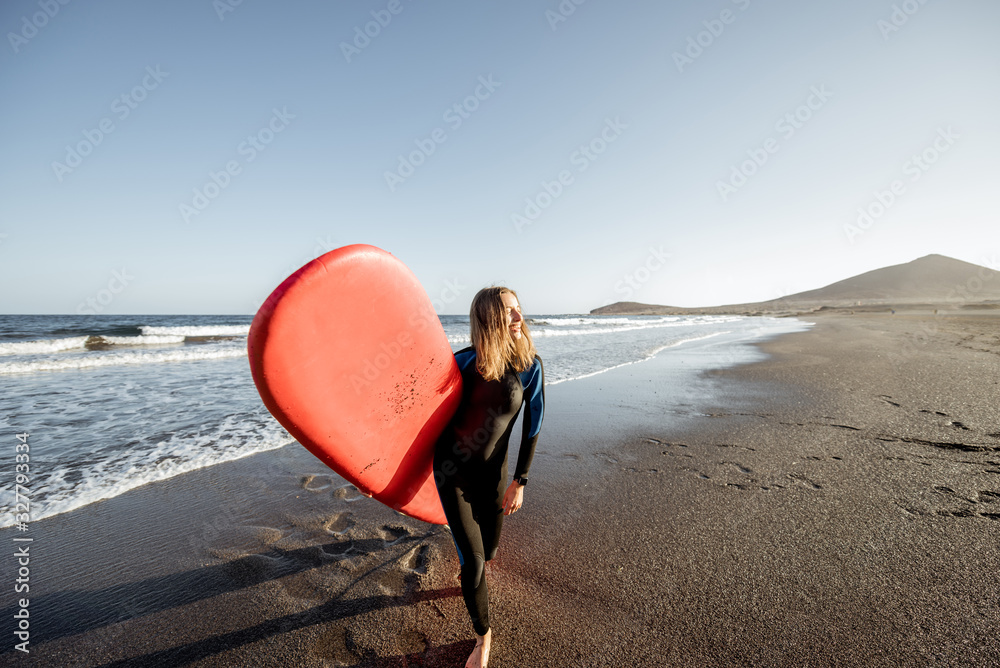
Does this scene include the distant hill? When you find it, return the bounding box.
[590,254,1000,316]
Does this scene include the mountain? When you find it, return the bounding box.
[590,254,1000,315]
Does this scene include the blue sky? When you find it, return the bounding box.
[1,0,997,314]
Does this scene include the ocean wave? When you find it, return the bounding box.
[0,416,294,528]
[535,316,681,326]
[547,331,728,384]
[530,318,740,337]
[98,335,187,346]
[0,336,89,356]
[140,325,250,337]
[0,346,247,375]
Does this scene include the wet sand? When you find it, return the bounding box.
[3,311,998,667]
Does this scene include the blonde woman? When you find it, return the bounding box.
[433,286,545,668]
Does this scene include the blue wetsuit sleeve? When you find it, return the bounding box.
[454,347,477,373]
[514,355,545,481]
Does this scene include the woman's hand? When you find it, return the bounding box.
[502,480,524,515]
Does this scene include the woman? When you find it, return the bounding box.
[433,286,545,668]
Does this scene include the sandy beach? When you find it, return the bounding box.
[4,310,999,667]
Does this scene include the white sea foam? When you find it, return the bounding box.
[446,316,744,344]
[532,317,740,337]
[0,417,294,528]
[0,345,247,375]
[533,316,681,326]
[99,335,187,345]
[0,336,89,356]
[141,325,250,337]
[547,331,729,385]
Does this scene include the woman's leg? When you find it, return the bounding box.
[438,482,491,635]
[476,468,506,562]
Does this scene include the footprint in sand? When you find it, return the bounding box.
[219,553,288,585]
[301,473,336,492]
[323,512,354,536]
[380,524,412,545]
[312,626,359,665]
[787,472,822,490]
[403,544,429,575]
[723,461,753,475]
[333,483,368,502]
[398,629,429,656]
[321,540,355,559]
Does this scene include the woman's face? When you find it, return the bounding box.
[501,291,523,341]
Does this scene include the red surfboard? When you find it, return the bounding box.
[248,244,460,524]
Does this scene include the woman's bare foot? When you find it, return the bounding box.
[465,628,491,668]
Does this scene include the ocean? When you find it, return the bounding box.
[0,313,810,528]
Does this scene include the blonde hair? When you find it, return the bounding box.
[469,286,537,382]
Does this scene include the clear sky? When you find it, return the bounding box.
[1,0,997,315]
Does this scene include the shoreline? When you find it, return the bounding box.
[3,312,998,666]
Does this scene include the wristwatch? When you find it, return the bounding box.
[514,476,528,486]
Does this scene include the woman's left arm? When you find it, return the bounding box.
[505,356,545,514]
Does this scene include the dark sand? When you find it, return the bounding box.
[3,311,998,667]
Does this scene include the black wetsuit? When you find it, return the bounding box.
[433,346,545,635]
